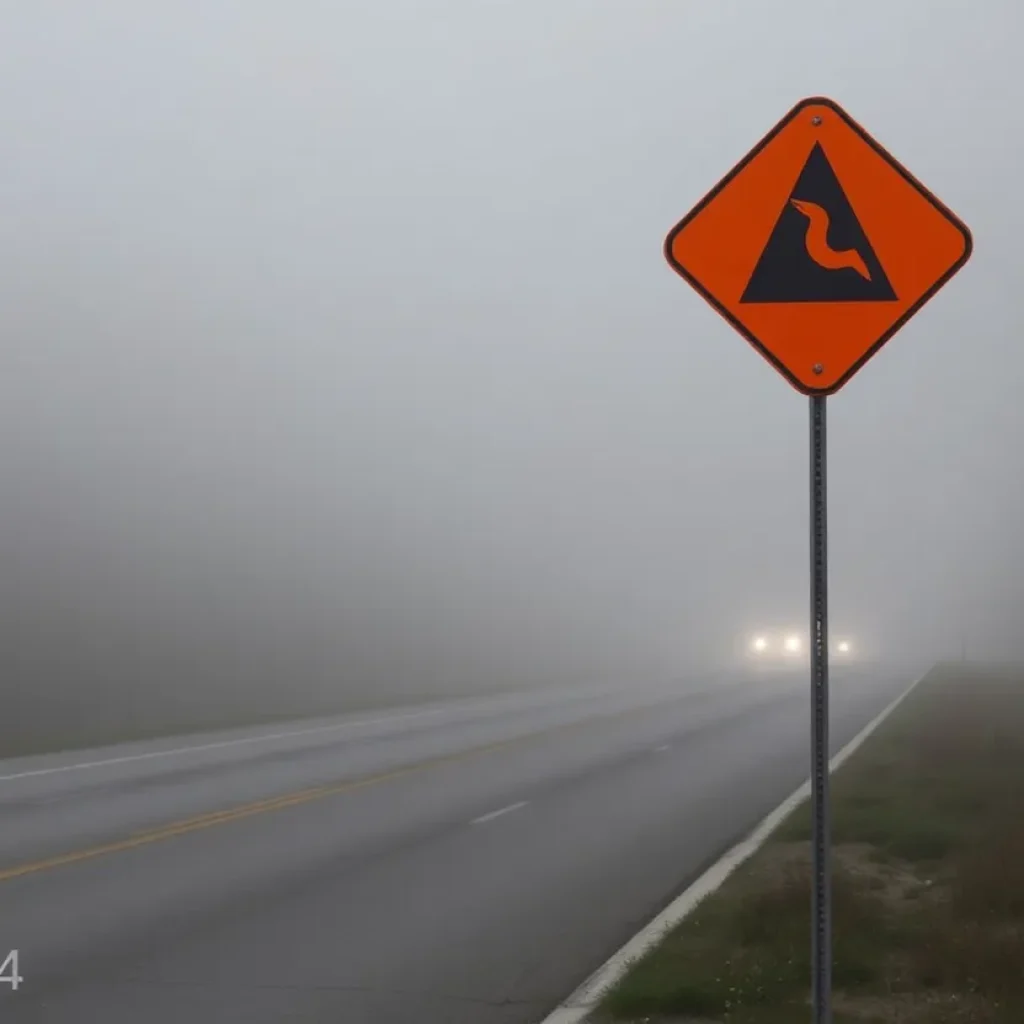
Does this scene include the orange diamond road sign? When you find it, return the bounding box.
[664,97,973,395]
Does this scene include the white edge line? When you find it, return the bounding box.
[471,801,529,825]
[0,708,447,782]
[536,668,932,1024]
[0,677,755,783]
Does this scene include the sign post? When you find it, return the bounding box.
[809,393,830,1022]
[662,96,973,1023]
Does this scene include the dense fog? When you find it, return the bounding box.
[3,2,1020,754]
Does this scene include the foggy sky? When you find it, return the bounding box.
[3,1,1021,729]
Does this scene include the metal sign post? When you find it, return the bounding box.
[809,395,831,1023]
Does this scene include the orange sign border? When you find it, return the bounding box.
[663,96,974,396]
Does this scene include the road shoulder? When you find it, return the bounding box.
[588,662,1024,1023]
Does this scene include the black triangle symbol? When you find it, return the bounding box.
[740,143,898,303]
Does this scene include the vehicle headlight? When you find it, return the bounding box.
[784,634,801,653]
[837,640,850,654]
[752,635,767,652]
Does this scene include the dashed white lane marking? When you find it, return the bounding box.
[471,801,529,825]
[654,744,671,753]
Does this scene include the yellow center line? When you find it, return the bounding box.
[0,699,678,884]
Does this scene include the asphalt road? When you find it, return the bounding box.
[0,663,919,1023]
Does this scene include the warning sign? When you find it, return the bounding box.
[663,97,973,395]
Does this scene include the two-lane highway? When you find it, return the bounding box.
[0,665,919,1023]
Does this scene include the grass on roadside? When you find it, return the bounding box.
[597,663,1024,1024]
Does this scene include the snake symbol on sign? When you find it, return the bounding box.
[789,199,872,281]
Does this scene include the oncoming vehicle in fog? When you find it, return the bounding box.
[745,629,854,663]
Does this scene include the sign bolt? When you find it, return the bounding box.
[811,116,822,126]
[812,363,824,375]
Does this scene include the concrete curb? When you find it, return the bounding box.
[536,668,932,1024]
